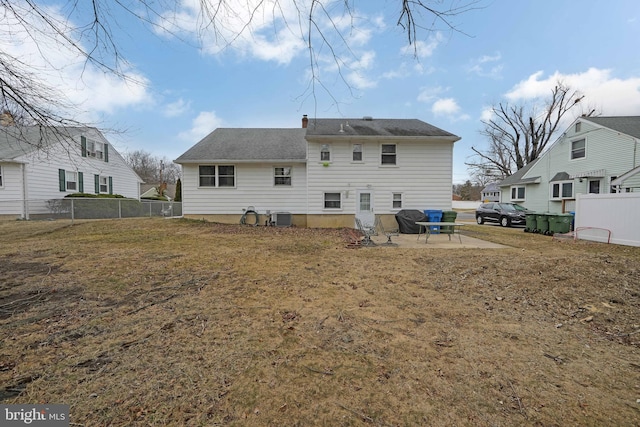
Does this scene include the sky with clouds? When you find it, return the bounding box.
[4,0,640,183]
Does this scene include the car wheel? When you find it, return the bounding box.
[500,216,511,227]
[476,215,484,225]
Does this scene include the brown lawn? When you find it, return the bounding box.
[0,218,638,426]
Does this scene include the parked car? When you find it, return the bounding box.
[475,202,529,227]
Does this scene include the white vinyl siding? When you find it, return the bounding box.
[182,163,307,215]
[306,138,453,215]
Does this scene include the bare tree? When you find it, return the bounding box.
[124,150,181,184]
[1,0,480,135]
[467,83,591,179]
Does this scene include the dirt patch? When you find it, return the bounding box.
[0,218,638,426]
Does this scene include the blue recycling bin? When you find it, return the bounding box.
[569,211,575,231]
[424,209,443,234]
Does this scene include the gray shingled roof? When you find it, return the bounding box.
[582,116,640,139]
[175,128,308,163]
[305,117,459,139]
[499,159,540,186]
[0,126,87,160]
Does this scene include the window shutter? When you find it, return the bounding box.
[94,174,100,194]
[81,136,87,157]
[78,172,84,193]
[108,176,113,194]
[104,144,109,162]
[59,169,66,192]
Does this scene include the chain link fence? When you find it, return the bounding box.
[1,198,182,221]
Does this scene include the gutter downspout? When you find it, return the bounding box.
[21,163,29,220]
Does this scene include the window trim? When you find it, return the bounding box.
[274,166,292,186]
[550,181,574,200]
[320,144,331,162]
[510,185,525,201]
[392,192,403,210]
[380,143,397,166]
[352,143,363,163]
[198,164,236,188]
[323,192,342,210]
[570,138,586,160]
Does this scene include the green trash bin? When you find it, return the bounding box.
[535,213,550,235]
[440,211,458,235]
[548,213,573,235]
[524,212,537,233]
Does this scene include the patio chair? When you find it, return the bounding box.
[375,216,399,246]
[355,217,377,246]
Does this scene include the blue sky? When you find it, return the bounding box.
[6,0,640,183]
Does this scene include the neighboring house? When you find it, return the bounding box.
[499,116,640,213]
[175,116,460,228]
[140,183,176,200]
[0,125,143,219]
[481,182,501,202]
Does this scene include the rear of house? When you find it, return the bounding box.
[175,116,460,228]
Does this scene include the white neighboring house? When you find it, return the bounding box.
[498,116,640,213]
[0,125,143,219]
[175,116,460,228]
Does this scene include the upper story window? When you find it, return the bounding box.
[199,165,235,187]
[571,139,585,160]
[320,144,331,161]
[550,181,573,200]
[352,144,363,162]
[510,186,525,201]
[81,136,109,162]
[274,167,292,186]
[575,122,581,133]
[381,144,396,165]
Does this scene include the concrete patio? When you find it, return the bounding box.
[364,230,508,249]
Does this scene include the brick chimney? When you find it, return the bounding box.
[302,114,308,128]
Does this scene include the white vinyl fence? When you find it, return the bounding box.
[0,198,182,221]
[575,192,640,247]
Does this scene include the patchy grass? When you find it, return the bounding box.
[0,218,639,426]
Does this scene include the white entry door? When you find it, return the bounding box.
[356,189,375,228]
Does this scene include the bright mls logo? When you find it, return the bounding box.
[1,405,69,426]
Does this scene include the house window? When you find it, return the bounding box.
[571,139,585,159]
[218,165,235,187]
[588,179,600,194]
[550,181,574,200]
[381,144,397,165]
[320,144,331,161]
[575,122,581,133]
[65,171,77,191]
[352,144,363,162]
[511,186,525,200]
[0,165,3,187]
[324,192,341,209]
[99,176,108,193]
[199,166,216,187]
[84,138,106,161]
[198,165,235,187]
[392,193,402,209]
[510,186,525,201]
[274,167,292,186]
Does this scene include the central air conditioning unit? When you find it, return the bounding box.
[272,212,292,227]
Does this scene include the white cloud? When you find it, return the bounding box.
[480,107,494,121]
[0,4,151,121]
[178,111,224,142]
[417,86,447,103]
[505,68,640,115]
[468,52,503,79]
[431,98,470,121]
[163,99,191,118]
[400,33,443,59]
